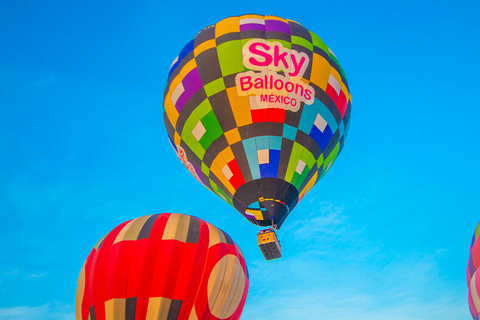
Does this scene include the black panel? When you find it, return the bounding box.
[89,305,96,320]
[186,216,201,243]
[221,230,235,245]
[284,102,304,128]
[265,30,291,42]
[239,29,267,40]
[277,138,294,180]
[209,91,237,132]
[223,74,238,89]
[167,300,183,320]
[238,122,283,140]
[125,297,137,320]
[137,214,159,240]
[194,25,216,48]
[216,32,241,45]
[289,21,311,40]
[231,141,253,182]
[195,48,222,85]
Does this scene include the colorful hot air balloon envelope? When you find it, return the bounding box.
[468,220,480,319]
[75,213,249,320]
[163,14,351,229]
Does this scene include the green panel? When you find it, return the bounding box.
[217,40,244,76]
[316,153,324,167]
[201,162,210,176]
[203,78,226,97]
[199,133,213,150]
[306,152,316,170]
[291,35,313,51]
[194,99,213,119]
[310,31,328,53]
[201,110,223,140]
[181,130,206,159]
[284,142,303,182]
[295,167,310,189]
[291,172,300,187]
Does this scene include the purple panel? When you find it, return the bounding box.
[175,68,203,113]
[192,163,206,185]
[240,23,266,32]
[265,20,291,34]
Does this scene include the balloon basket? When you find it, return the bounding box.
[257,228,281,260]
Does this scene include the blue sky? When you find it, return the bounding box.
[1,0,479,319]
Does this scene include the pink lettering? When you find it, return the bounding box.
[240,76,252,91]
[248,42,272,67]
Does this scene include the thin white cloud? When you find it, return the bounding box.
[242,204,469,320]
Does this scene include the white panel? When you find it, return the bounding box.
[257,149,269,164]
[222,164,233,180]
[314,113,327,132]
[295,160,306,174]
[328,74,341,95]
[171,82,185,105]
[239,18,265,25]
[192,121,206,141]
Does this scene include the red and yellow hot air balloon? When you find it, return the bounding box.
[163,14,351,234]
[468,220,480,319]
[75,213,249,320]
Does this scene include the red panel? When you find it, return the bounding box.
[227,159,245,190]
[251,108,269,123]
[105,241,135,300]
[473,238,480,269]
[171,243,198,300]
[89,222,128,320]
[150,240,185,298]
[81,250,96,320]
[268,108,286,123]
[336,90,348,117]
[177,221,210,319]
[133,214,170,320]
[326,84,339,103]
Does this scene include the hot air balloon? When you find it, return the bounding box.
[163,14,351,259]
[467,220,480,319]
[75,213,249,320]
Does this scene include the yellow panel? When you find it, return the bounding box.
[253,210,264,220]
[75,265,86,320]
[105,299,126,320]
[210,161,235,195]
[310,53,330,91]
[194,39,216,57]
[226,87,252,127]
[206,222,221,247]
[471,272,480,313]
[188,306,199,320]
[224,128,241,145]
[162,213,190,242]
[165,97,179,129]
[93,234,107,250]
[220,146,235,164]
[146,297,172,320]
[114,215,152,244]
[299,171,318,200]
[215,16,240,37]
[174,132,181,148]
